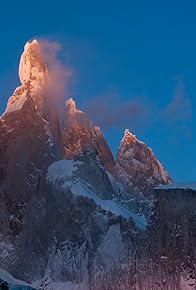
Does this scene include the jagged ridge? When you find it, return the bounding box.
[0,39,194,290]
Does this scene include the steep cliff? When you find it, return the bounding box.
[63,97,115,171]
[116,129,172,193]
[0,39,194,290]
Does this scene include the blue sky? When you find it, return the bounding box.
[0,0,195,181]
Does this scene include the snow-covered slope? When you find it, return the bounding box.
[0,268,30,287]
[47,159,147,229]
[0,268,35,289]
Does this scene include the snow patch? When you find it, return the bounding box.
[156,182,196,191]
[0,268,29,287]
[65,98,82,114]
[47,160,147,229]
[47,160,78,182]
[0,239,14,259]
[95,224,125,268]
[44,124,54,147]
[5,89,28,114]
[44,281,84,290]
[19,39,47,87]
[106,171,124,194]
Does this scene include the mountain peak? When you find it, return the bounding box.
[116,128,172,190]
[18,39,48,88]
[64,97,83,115]
[65,97,77,112]
[124,128,135,138]
[3,40,49,115]
[121,128,138,145]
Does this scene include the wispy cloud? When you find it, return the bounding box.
[39,38,72,101]
[82,91,148,129]
[165,77,192,122]
[164,77,192,139]
[38,38,73,123]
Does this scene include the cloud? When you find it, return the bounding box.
[165,77,192,122]
[38,38,72,121]
[81,78,192,144]
[82,91,148,129]
[164,77,192,139]
[30,39,193,142]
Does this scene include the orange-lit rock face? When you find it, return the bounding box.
[5,40,48,116]
[19,39,48,88]
[63,98,115,171]
[116,129,172,191]
[0,40,59,239]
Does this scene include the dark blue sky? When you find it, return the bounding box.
[0,0,195,181]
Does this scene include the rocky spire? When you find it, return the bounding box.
[63,98,115,170]
[4,39,48,115]
[120,129,139,145]
[116,129,172,191]
[19,39,48,87]
[64,97,77,113]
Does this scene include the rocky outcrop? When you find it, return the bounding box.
[143,185,196,290]
[63,98,115,171]
[5,40,48,116]
[116,129,172,193]
[155,185,196,266]
[0,40,60,271]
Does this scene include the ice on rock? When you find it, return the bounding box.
[0,268,34,289]
[47,160,147,229]
[19,39,47,87]
[4,39,48,115]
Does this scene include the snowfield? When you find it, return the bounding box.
[47,159,147,229]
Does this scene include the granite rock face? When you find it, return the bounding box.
[63,98,115,172]
[0,40,195,290]
[116,129,172,193]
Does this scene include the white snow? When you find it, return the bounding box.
[47,160,77,182]
[122,128,144,146]
[106,171,124,194]
[156,182,196,191]
[72,182,146,229]
[5,89,28,114]
[65,98,82,114]
[47,160,147,229]
[0,239,14,259]
[0,268,29,287]
[44,124,54,147]
[19,39,46,87]
[19,56,31,86]
[19,40,39,85]
[95,224,125,268]
[45,281,84,290]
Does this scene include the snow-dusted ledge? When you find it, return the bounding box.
[155,182,196,191]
